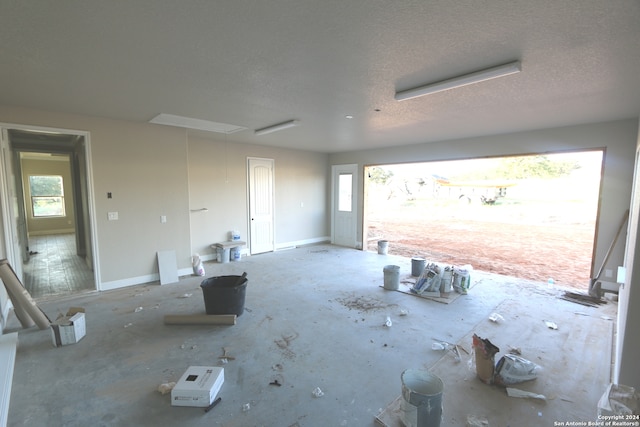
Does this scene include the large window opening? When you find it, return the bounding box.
[364,150,603,290]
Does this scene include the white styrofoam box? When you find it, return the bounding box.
[50,310,86,347]
[171,366,224,407]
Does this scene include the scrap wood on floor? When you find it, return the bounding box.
[560,290,608,307]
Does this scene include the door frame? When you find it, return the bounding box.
[331,163,358,248]
[0,122,100,289]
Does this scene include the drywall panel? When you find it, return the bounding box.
[157,250,179,285]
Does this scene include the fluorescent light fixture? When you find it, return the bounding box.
[149,113,247,134]
[254,120,300,136]
[395,61,522,101]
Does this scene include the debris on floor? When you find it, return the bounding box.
[466,415,490,426]
[506,387,547,401]
[384,316,392,327]
[488,312,504,323]
[494,354,541,386]
[597,383,640,416]
[543,320,558,330]
[218,347,235,361]
[560,291,607,307]
[312,387,324,398]
[157,382,176,395]
[472,334,500,384]
[431,339,462,362]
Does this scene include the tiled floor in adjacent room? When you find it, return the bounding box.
[22,233,95,300]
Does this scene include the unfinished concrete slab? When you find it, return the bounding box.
[6,245,616,426]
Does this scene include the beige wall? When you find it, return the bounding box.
[187,136,330,259]
[0,106,329,291]
[21,158,75,236]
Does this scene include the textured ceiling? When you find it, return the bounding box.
[1,1,639,153]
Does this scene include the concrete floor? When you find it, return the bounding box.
[6,244,617,426]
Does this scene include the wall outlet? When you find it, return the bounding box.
[108,212,118,221]
[160,215,167,223]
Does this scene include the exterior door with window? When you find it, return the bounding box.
[332,164,358,247]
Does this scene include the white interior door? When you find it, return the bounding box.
[332,164,358,247]
[248,158,274,254]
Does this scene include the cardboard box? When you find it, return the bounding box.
[171,366,224,407]
[472,334,499,384]
[51,307,86,347]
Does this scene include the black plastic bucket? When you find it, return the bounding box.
[200,274,248,316]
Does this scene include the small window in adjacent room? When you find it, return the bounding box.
[29,175,65,217]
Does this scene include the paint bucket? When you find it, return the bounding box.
[230,247,241,262]
[383,265,400,290]
[400,369,444,427]
[217,247,230,263]
[378,240,389,255]
[411,257,426,277]
[200,274,248,316]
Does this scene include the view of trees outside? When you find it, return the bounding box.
[365,151,603,288]
[29,175,65,217]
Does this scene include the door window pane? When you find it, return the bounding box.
[338,174,352,212]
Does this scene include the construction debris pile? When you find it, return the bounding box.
[412,263,472,296]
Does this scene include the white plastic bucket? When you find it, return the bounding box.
[400,369,444,427]
[378,240,389,255]
[383,265,400,290]
[217,247,230,263]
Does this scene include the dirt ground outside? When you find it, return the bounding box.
[365,177,599,291]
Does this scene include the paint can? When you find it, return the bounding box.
[217,247,230,263]
[400,369,444,427]
[378,240,389,255]
[411,257,426,277]
[230,247,241,261]
[383,265,400,290]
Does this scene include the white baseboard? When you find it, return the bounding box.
[275,236,330,251]
[0,332,18,427]
[99,267,193,291]
[98,237,329,292]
